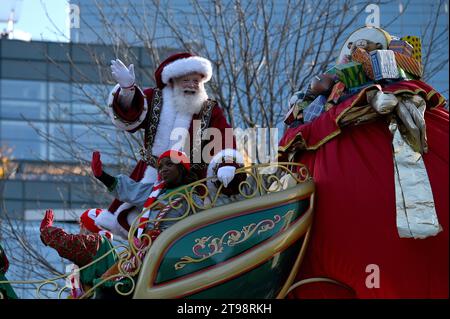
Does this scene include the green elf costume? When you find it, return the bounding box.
[40,208,117,298]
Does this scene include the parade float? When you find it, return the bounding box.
[0,26,448,299]
[0,162,315,299]
[280,26,448,298]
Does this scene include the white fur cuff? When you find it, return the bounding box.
[108,84,148,132]
[95,210,117,233]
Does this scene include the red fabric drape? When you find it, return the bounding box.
[280,81,448,298]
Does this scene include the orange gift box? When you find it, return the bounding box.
[351,48,375,80]
[394,52,423,78]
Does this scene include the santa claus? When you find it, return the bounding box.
[95,53,241,239]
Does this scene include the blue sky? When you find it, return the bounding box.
[0,0,69,42]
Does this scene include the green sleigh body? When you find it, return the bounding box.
[133,177,314,299]
[0,163,314,299]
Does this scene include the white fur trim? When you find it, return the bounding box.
[108,84,148,131]
[209,148,244,171]
[151,88,193,157]
[95,210,118,233]
[95,202,134,240]
[87,208,98,220]
[161,56,212,84]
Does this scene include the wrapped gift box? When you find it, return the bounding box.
[351,47,375,80]
[347,81,375,95]
[370,50,399,80]
[303,95,327,123]
[327,81,346,104]
[389,40,413,57]
[335,62,368,89]
[284,100,309,125]
[325,66,337,75]
[397,67,418,81]
[394,52,423,78]
[400,35,422,63]
[284,104,296,125]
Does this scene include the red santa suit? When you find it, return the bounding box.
[96,53,238,238]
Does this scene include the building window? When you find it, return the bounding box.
[1,99,47,120]
[0,79,47,100]
[0,120,47,160]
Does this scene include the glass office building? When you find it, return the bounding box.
[0,39,153,219]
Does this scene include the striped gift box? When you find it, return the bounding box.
[351,48,375,80]
[389,40,413,57]
[370,50,399,80]
[335,62,367,89]
[394,52,423,78]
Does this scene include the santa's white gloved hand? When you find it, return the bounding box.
[111,59,135,88]
[217,166,236,188]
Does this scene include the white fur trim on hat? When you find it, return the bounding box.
[108,84,149,132]
[95,210,117,233]
[161,56,213,85]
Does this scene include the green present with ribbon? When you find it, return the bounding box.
[325,66,337,75]
[397,67,418,81]
[334,62,368,89]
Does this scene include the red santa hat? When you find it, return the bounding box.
[80,208,109,235]
[81,209,113,240]
[154,52,213,89]
[157,149,191,172]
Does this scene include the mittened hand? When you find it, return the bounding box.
[40,209,54,231]
[110,59,135,88]
[91,151,103,177]
[217,166,236,188]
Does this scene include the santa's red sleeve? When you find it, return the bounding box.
[205,104,245,195]
[203,103,239,161]
[107,85,155,133]
[208,104,236,151]
[40,226,102,267]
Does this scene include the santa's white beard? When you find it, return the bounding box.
[171,85,208,115]
[148,85,208,170]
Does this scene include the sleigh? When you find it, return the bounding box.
[0,162,314,299]
[132,162,314,299]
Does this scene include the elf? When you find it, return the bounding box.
[39,208,117,298]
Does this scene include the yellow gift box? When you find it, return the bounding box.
[400,36,422,63]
